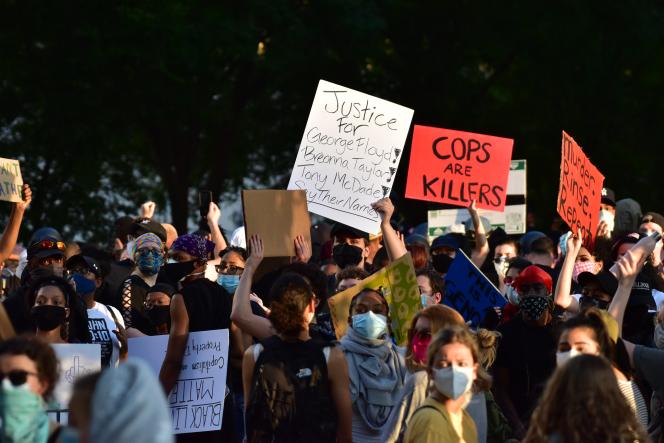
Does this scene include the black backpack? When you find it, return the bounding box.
[245,335,338,443]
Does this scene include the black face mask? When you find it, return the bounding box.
[30,305,66,331]
[332,244,363,269]
[579,296,610,311]
[158,261,197,287]
[432,254,454,274]
[146,305,171,329]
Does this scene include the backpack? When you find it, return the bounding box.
[245,336,337,443]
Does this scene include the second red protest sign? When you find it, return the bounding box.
[405,125,514,211]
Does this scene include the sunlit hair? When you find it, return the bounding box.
[524,354,648,443]
[426,325,479,373]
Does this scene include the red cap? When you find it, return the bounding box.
[513,265,553,294]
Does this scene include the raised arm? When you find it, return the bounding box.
[609,232,660,277]
[0,184,31,262]
[230,234,274,340]
[609,248,648,336]
[467,200,490,269]
[554,230,583,313]
[327,347,352,443]
[371,197,407,262]
[206,202,227,258]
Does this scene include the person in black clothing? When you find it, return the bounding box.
[493,265,558,440]
[241,234,352,443]
[159,233,233,443]
[3,227,67,334]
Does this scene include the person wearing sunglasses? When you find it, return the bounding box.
[381,305,465,442]
[216,246,248,295]
[0,335,62,442]
[2,226,68,335]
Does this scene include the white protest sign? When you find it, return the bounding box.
[287,79,414,234]
[428,159,527,241]
[50,344,101,412]
[0,157,23,203]
[129,329,230,435]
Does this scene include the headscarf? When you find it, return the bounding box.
[132,233,164,258]
[171,234,214,260]
[90,359,173,443]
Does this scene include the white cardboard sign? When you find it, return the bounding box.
[288,79,414,234]
[50,344,102,411]
[129,329,230,435]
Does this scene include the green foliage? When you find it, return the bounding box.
[2,1,664,242]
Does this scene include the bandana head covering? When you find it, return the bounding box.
[513,265,553,294]
[132,233,163,258]
[171,234,214,260]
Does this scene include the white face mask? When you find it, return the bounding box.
[433,365,474,400]
[556,348,582,366]
[599,209,615,234]
[505,283,520,306]
[204,262,218,282]
[654,323,664,350]
[493,256,509,277]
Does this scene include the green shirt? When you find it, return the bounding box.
[404,396,478,443]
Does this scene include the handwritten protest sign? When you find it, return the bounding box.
[287,80,414,235]
[428,160,527,241]
[242,190,312,257]
[444,250,505,327]
[129,329,229,434]
[405,126,514,211]
[0,157,23,203]
[557,131,604,248]
[50,344,101,414]
[327,253,419,345]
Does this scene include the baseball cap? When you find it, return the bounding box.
[520,231,547,255]
[641,212,664,231]
[601,187,616,207]
[27,227,66,261]
[330,222,370,241]
[431,234,460,251]
[577,269,619,296]
[132,219,167,242]
[513,265,553,294]
[65,255,102,278]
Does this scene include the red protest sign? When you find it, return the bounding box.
[405,125,514,211]
[557,131,605,248]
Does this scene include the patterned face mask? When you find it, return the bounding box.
[572,261,598,283]
[520,296,550,321]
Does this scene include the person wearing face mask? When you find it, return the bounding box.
[119,233,165,338]
[555,308,648,428]
[0,336,64,443]
[497,258,532,326]
[66,255,126,367]
[404,326,479,443]
[159,233,233,442]
[430,234,461,275]
[216,246,248,294]
[27,275,91,345]
[242,270,352,443]
[330,223,372,272]
[340,287,407,443]
[493,265,557,440]
[381,305,465,443]
[524,354,648,443]
[597,187,617,237]
[3,227,67,335]
[416,269,445,307]
[143,283,174,335]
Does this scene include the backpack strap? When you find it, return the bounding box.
[104,304,121,326]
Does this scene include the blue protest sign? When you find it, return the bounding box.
[443,250,506,327]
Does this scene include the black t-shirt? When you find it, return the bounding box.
[180,278,231,332]
[2,286,32,334]
[494,315,557,423]
[103,259,133,308]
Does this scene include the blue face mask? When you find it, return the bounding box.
[0,379,49,443]
[136,250,163,276]
[217,274,240,294]
[71,273,96,296]
[352,311,388,340]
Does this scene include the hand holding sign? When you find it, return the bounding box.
[0,158,24,203]
[246,234,265,271]
[405,126,514,211]
[15,184,31,211]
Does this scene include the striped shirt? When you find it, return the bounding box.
[618,378,649,429]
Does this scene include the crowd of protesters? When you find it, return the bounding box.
[1,181,663,443]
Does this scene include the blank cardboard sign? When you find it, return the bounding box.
[242,190,312,257]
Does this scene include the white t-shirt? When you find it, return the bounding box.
[87,303,124,367]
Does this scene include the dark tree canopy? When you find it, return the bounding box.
[2,1,663,242]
